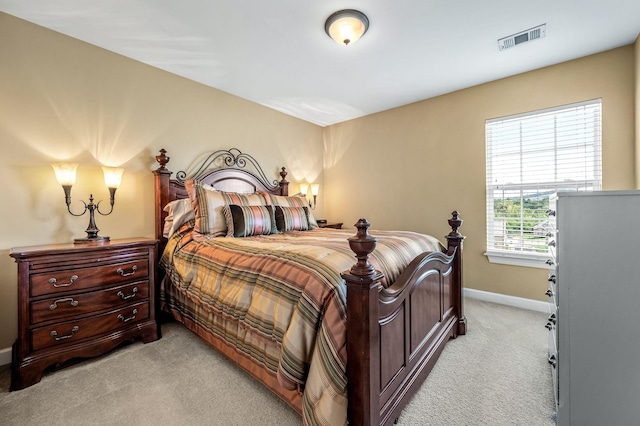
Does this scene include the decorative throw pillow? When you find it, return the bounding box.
[162,198,195,238]
[275,206,311,232]
[185,180,227,236]
[221,191,271,237]
[224,205,277,237]
[263,193,319,228]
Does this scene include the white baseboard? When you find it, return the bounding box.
[464,288,549,313]
[0,346,11,366]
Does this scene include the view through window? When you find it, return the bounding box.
[485,99,602,267]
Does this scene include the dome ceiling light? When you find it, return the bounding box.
[324,9,369,46]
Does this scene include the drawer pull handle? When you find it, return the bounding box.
[49,275,78,288]
[117,287,138,300]
[548,354,557,368]
[50,326,79,341]
[49,297,79,310]
[118,309,138,323]
[116,265,137,277]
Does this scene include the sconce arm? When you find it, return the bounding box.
[62,186,89,217]
[96,187,117,216]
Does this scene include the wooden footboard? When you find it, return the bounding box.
[342,214,465,426]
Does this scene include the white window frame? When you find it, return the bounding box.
[485,99,602,269]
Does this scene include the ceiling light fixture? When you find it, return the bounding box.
[325,9,369,46]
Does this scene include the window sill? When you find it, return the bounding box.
[485,250,554,270]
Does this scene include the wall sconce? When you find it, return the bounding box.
[325,9,369,46]
[299,183,319,210]
[51,163,124,244]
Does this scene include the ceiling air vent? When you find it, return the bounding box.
[498,24,546,51]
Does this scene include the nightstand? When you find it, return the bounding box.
[9,237,160,390]
[318,222,343,229]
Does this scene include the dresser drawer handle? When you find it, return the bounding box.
[50,326,79,341]
[49,275,78,288]
[49,297,79,310]
[117,287,138,300]
[118,309,138,323]
[116,265,137,277]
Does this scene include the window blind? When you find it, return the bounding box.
[486,99,602,257]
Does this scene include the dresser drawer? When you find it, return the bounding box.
[30,301,149,352]
[30,281,149,325]
[30,258,149,297]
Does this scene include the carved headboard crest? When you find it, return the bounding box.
[173,148,284,192]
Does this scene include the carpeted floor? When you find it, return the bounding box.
[0,298,556,425]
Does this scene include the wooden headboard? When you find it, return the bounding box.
[153,148,289,249]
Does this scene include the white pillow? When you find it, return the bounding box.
[163,198,195,238]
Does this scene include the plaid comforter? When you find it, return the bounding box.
[160,226,442,426]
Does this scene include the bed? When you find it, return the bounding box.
[153,148,466,426]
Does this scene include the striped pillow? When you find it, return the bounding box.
[185,180,227,236]
[263,193,319,229]
[186,179,270,236]
[275,206,311,232]
[224,205,277,237]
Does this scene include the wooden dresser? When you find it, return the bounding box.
[546,191,640,425]
[10,237,160,390]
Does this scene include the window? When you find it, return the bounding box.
[485,99,602,268]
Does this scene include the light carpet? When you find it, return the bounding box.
[0,298,556,425]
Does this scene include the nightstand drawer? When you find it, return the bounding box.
[30,258,149,297]
[30,281,149,325]
[30,301,149,352]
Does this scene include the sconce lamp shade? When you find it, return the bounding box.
[325,9,369,46]
[102,167,124,189]
[299,183,309,196]
[311,183,320,196]
[51,163,78,186]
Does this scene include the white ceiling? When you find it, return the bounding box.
[2,1,639,127]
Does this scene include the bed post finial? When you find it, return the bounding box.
[155,149,170,170]
[347,219,379,277]
[447,210,463,238]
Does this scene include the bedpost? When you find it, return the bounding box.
[341,219,384,426]
[446,211,467,336]
[278,167,289,196]
[153,149,172,250]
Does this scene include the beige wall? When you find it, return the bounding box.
[0,13,323,349]
[323,45,637,301]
